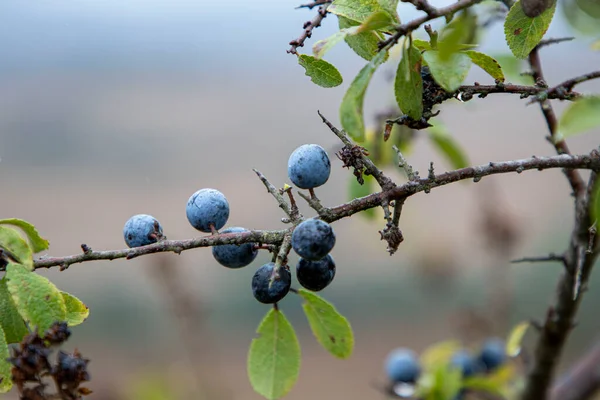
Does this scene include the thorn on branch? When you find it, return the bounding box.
[296,0,331,9]
[80,244,92,255]
[288,3,330,54]
[393,145,418,181]
[511,253,566,265]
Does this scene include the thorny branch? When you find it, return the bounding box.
[288,3,330,54]
[32,130,600,270]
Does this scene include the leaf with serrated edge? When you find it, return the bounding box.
[298,55,343,88]
[378,0,400,22]
[465,51,505,82]
[248,308,301,400]
[61,292,90,326]
[298,289,354,358]
[6,263,67,333]
[504,0,556,58]
[0,218,49,253]
[558,96,600,140]
[0,325,12,393]
[339,16,383,61]
[423,50,472,92]
[0,277,28,343]
[329,0,384,24]
[340,50,387,141]
[506,321,529,357]
[0,226,33,269]
[395,43,423,120]
[428,124,469,169]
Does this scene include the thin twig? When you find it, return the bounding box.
[253,169,294,219]
[393,145,418,181]
[511,253,566,265]
[457,82,582,101]
[537,37,575,49]
[288,4,330,54]
[296,0,331,9]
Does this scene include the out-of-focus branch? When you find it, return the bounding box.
[550,339,600,400]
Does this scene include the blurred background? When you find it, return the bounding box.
[1,0,600,398]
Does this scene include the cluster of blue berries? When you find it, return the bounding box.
[385,338,507,397]
[122,143,337,304]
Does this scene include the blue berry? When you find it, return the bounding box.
[252,262,291,304]
[212,227,258,269]
[291,219,336,261]
[450,350,480,377]
[385,348,421,383]
[296,255,336,291]
[186,188,230,232]
[288,144,331,189]
[123,214,164,248]
[478,338,506,372]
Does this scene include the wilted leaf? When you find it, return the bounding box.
[465,51,505,82]
[298,289,354,358]
[0,219,49,253]
[506,321,529,357]
[557,96,600,139]
[61,292,90,326]
[422,50,472,92]
[504,0,557,58]
[298,55,343,88]
[340,50,387,141]
[5,263,67,333]
[248,308,301,400]
[428,125,469,170]
[0,226,33,269]
[0,277,28,343]
[0,325,12,393]
[395,43,423,120]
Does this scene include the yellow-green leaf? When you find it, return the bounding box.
[0,277,28,343]
[339,16,381,61]
[506,321,529,357]
[0,219,49,253]
[298,289,354,359]
[438,10,478,61]
[5,263,67,333]
[420,340,462,370]
[422,50,472,92]
[421,364,462,400]
[557,96,600,139]
[0,226,33,269]
[504,0,557,58]
[313,31,351,59]
[248,308,301,400]
[340,50,387,141]
[0,325,12,393]
[61,292,90,326]
[377,0,400,23]
[395,43,423,120]
[428,124,469,169]
[465,51,505,82]
[298,55,343,88]
[329,0,384,24]
[356,10,395,32]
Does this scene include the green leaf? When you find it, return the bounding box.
[493,54,534,84]
[357,10,395,32]
[438,10,477,61]
[5,263,67,333]
[313,30,351,59]
[348,175,377,220]
[298,55,343,88]
[428,124,469,170]
[0,325,12,393]
[422,364,462,400]
[0,219,49,253]
[248,308,301,400]
[0,226,33,269]
[329,0,384,24]
[395,43,423,120]
[422,51,471,92]
[504,0,557,58]
[413,38,432,51]
[465,51,505,82]
[298,289,354,359]
[420,340,462,370]
[0,277,28,343]
[340,50,387,141]
[557,96,600,139]
[506,321,530,357]
[463,376,505,396]
[61,292,90,326]
[377,0,400,23]
[339,16,381,61]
